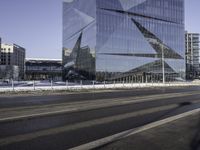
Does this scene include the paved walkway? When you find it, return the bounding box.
[99,112,200,150]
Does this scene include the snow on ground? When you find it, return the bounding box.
[0,82,200,93]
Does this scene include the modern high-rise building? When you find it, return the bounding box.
[63,0,185,82]
[185,32,200,79]
[0,43,26,80]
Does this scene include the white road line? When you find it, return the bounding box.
[69,108,200,150]
[0,104,177,146]
[0,108,79,122]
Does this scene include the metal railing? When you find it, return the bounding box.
[0,79,199,92]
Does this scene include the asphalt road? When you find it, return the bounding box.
[1,86,200,108]
[0,86,200,150]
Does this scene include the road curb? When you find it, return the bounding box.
[69,108,200,150]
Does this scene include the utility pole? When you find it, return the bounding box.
[162,43,165,84]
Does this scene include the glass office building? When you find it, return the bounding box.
[63,0,185,82]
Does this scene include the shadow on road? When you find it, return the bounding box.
[190,114,200,150]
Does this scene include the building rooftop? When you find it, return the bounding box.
[26,58,62,62]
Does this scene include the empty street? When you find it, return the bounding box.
[0,86,200,150]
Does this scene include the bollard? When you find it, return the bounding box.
[12,79,14,91]
[93,81,95,89]
[33,80,35,91]
[146,76,148,83]
[131,79,133,88]
[66,80,68,90]
[80,80,82,89]
[104,81,106,88]
[139,80,141,88]
[51,80,53,90]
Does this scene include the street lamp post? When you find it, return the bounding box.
[162,43,165,84]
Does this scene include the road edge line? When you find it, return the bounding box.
[69,108,200,150]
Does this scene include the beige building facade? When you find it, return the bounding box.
[0,43,25,80]
[185,32,200,79]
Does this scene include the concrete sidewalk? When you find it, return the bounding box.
[98,112,200,150]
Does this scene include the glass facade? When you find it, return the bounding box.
[63,0,185,82]
[62,0,96,80]
[25,58,62,81]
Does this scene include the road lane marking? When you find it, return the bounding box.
[69,108,200,150]
[0,91,200,122]
[0,104,177,146]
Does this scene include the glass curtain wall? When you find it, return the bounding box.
[96,0,185,82]
[62,0,96,81]
[63,0,185,82]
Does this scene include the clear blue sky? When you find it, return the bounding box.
[0,0,199,59]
